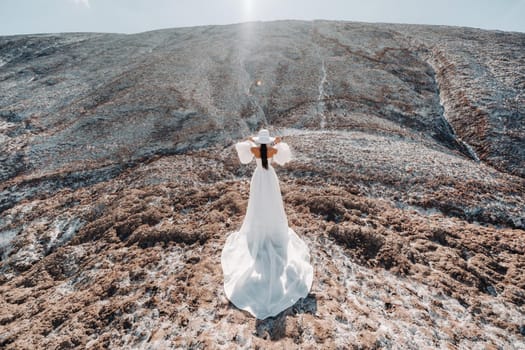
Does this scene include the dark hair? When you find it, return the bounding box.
[260,144,268,169]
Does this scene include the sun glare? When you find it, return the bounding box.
[242,0,255,22]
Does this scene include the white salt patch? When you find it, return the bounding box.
[46,217,84,252]
[55,279,74,296]
[491,300,525,325]
[0,228,20,259]
[277,127,331,137]
[20,201,39,214]
[53,246,86,295]
[396,203,443,216]
[154,217,173,229]
[85,338,99,349]
[317,55,328,129]
[146,321,174,349]
[0,228,19,250]
[0,120,16,131]
[10,241,41,267]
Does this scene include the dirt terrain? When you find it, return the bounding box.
[1,20,524,349]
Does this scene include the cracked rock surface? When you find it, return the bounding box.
[1,21,524,349]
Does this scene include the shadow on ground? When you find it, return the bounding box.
[254,293,318,340]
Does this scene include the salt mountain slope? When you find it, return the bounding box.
[0,21,524,349]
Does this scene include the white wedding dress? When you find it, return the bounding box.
[221,140,313,319]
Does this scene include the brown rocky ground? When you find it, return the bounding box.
[1,132,524,349]
[1,21,524,349]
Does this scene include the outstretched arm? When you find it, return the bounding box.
[236,140,255,164]
[273,142,292,165]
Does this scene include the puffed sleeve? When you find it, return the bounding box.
[273,142,292,165]
[235,141,255,164]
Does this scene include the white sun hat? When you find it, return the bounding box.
[253,129,275,144]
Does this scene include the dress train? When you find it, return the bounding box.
[221,141,313,319]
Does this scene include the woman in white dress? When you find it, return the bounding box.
[221,129,313,319]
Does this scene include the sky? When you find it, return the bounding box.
[1,0,524,36]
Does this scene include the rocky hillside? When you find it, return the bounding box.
[0,20,524,349]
